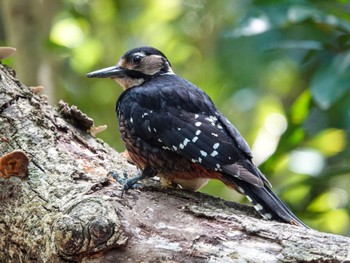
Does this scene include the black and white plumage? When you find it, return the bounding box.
[87,46,307,227]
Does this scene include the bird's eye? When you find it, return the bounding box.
[132,55,142,64]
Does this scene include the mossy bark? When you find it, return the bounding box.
[1,64,349,262]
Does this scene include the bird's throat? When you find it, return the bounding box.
[114,77,145,90]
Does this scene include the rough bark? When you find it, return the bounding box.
[0,63,350,263]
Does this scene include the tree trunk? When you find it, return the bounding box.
[1,0,60,102]
[0,64,350,263]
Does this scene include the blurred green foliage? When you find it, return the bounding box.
[1,0,350,235]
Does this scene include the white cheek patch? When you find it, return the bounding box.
[141,55,164,75]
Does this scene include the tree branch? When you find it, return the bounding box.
[0,64,349,262]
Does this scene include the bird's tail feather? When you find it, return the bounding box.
[232,179,308,228]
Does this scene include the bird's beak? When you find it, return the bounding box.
[86,65,126,78]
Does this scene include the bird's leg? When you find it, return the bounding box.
[108,166,157,196]
[108,170,140,188]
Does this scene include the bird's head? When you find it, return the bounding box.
[86,46,173,89]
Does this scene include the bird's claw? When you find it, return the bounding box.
[108,170,143,197]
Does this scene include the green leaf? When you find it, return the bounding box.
[287,5,319,23]
[267,40,323,51]
[311,51,350,109]
[290,90,311,124]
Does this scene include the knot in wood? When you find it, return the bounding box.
[53,197,127,260]
[89,217,114,244]
[54,216,85,255]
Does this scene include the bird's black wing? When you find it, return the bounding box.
[118,74,267,187]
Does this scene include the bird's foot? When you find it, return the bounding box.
[108,167,157,197]
[108,171,143,196]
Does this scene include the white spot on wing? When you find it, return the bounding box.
[148,126,151,132]
[236,186,245,194]
[254,203,264,211]
[194,114,199,119]
[205,116,217,123]
[200,150,207,157]
[192,136,198,143]
[213,143,220,149]
[130,117,133,123]
[162,146,171,150]
[183,138,190,146]
[260,212,273,220]
[246,195,253,203]
[265,213,273,219]
[210,150,218,157]
[172,145,178,151]
[198,157,202,163]
[195,122,202,127]
[196,130,201,136]
[179,143,184,149]
[211,133,218,137]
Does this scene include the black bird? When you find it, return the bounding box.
[86,46,306,227]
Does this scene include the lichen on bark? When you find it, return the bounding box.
[0,64,128,261]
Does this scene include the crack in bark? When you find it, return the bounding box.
[26,153,46,174]
[28,184,50,203]
[71,131,99,155]
[0,94,27,114]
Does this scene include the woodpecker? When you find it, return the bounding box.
[87,46,307,227]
